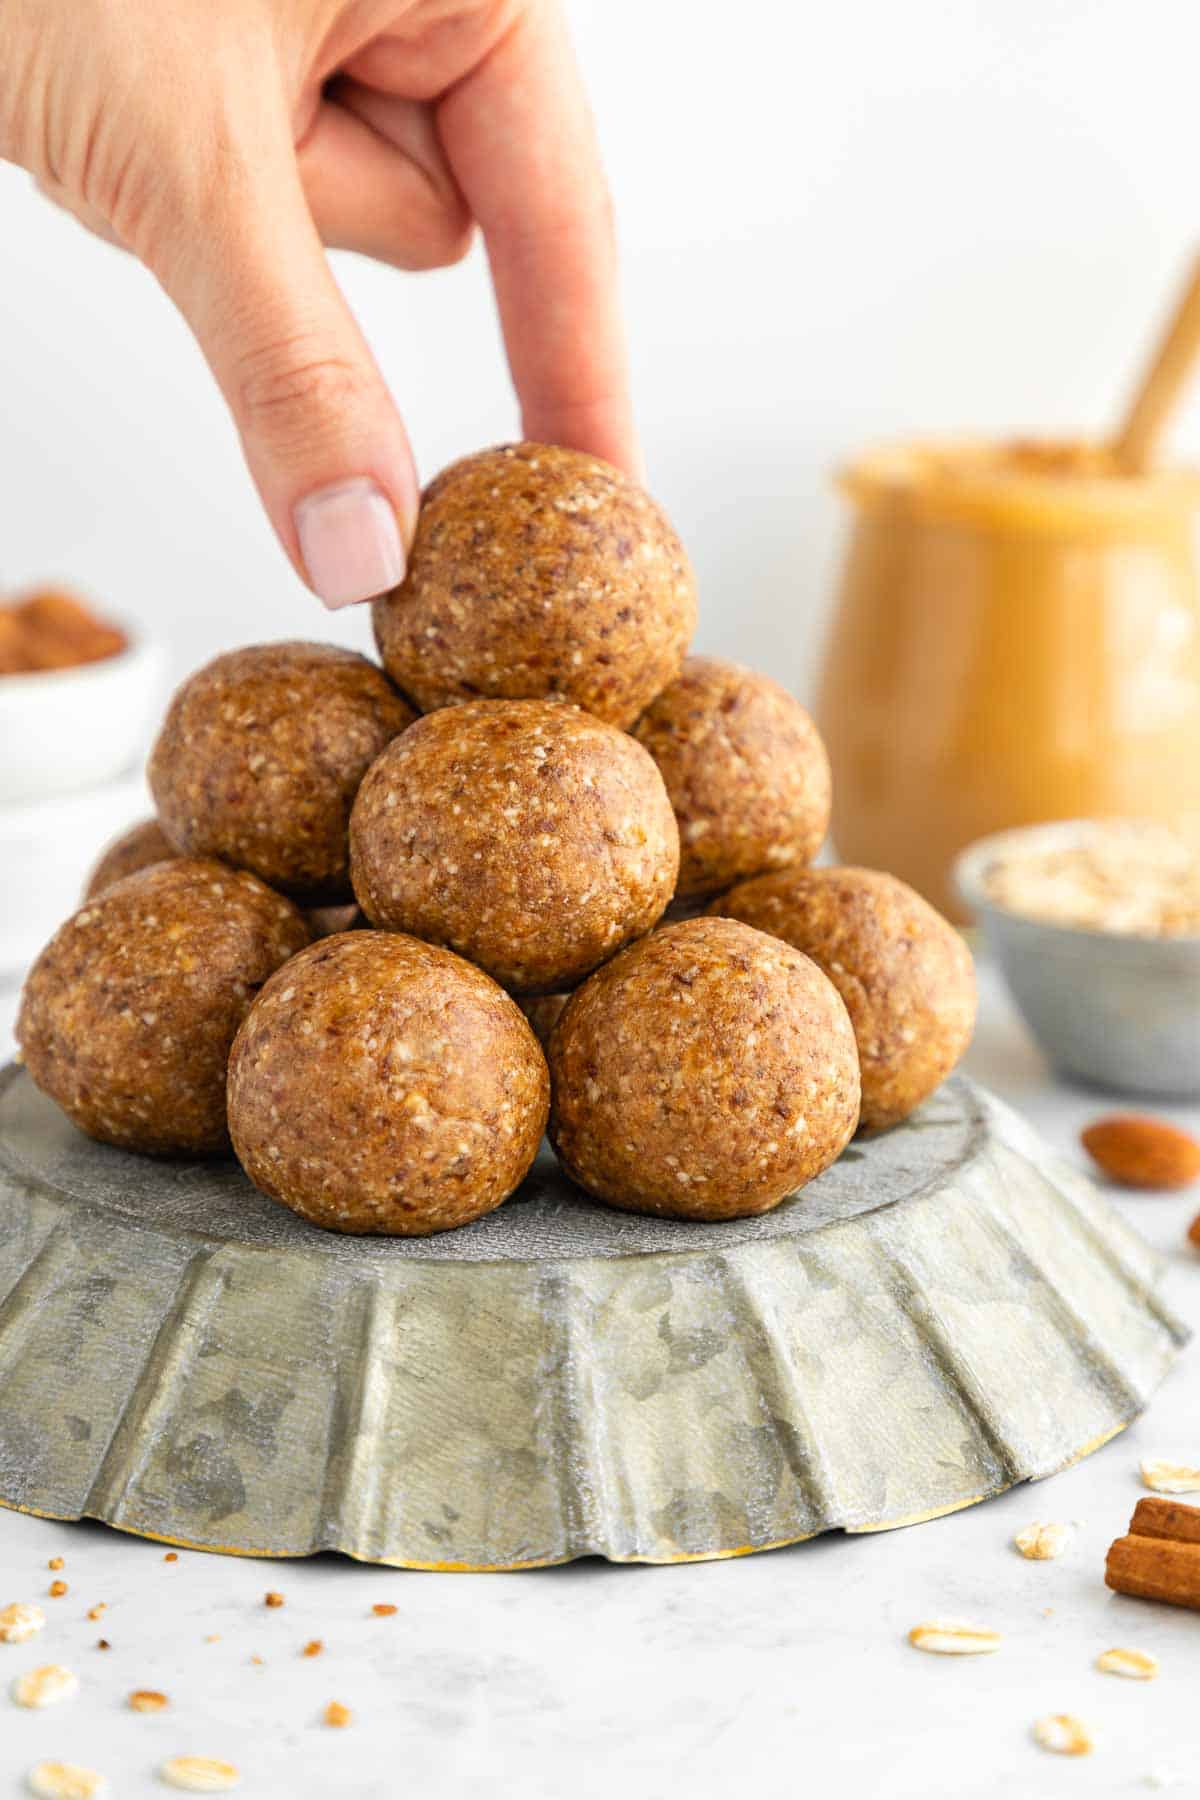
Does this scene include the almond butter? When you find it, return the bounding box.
[1081,1115,1200,1190]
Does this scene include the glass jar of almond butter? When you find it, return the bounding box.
[816,439,1200,919]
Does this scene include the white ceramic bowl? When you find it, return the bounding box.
[0,631,166,805]
[955,821,1200,1099]
[0,772,153,978]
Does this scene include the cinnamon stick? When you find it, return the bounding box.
[1105,1496,1200,1610]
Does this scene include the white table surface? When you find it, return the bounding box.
[0,961,1196,1800]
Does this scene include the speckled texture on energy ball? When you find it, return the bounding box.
[84,818,177,898]
[548,916,860,1219]
[228,931,549,1235]
[371,443,697,727]
[350,699,679,994]
[711,866,977,1132]
[632,657,832,900]
[149,643,415,902]
[85,817,362,939]
[17,859,309,1155]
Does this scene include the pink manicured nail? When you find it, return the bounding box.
[294,478,405,610]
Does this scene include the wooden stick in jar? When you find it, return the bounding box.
[1113,251,1200,473]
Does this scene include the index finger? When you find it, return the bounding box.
[437,3,642,478]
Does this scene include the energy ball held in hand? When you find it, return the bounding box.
[228,932,549,1235]
[149,642,414,902]
[17,859,309,1155]
[372,443,697,728]
[711,866,976,1132]
[548,917,861,1220]
[632,657,832,900]
[350,699,679,994]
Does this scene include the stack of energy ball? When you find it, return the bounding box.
[17,443,976,1237]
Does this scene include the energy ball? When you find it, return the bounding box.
[84,818,361,938]
[372,443,697,727]
[548,917,860,1220]
[149,642,415,902]
[17,860,309,1155]
[633,657,832,900]
[710,866,976,1132]
[228,932,549,1235]
[350,699,679,994]
[84,818,176,897]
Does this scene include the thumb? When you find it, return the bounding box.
[157,137,419,611]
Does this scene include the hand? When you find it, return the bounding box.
[0,0,638,607]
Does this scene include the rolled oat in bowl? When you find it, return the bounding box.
[981,819,1200,938]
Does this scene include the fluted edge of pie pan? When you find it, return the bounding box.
[0,1067,1187,1569]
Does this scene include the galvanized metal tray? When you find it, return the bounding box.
[0,1065,1186,1569]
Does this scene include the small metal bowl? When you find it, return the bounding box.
[955,822,1200,1099]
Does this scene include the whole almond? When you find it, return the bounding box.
[1081,1115,1200,1191]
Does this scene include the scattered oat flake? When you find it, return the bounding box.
[1140,1458,1200,1494]
[1033,1714,1093,1756]
[263,1591,284,1608]
[324,1700,351,1728]
[12,1664,79,1709]
[1097,1646,1158,1680]
[27,1762,107,1800]
[48,1581,67,1599]
[371,1603,397,1617]
[302,1640,323,1657]
[164,1552,179,1563]
[86,1605,106,1622]
[160,1758,240,1793]
[907,1619,1001,1655]
[129,1687,169,1712]
[0,1603,45,1644]
[1014,1521,1073,1560]
[249,1655,264,1667]
[204,1634,220,1644]
[47,1558,64,1572]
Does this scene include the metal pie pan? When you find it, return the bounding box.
[0,1068,1186,1569]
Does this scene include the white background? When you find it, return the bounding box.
[4,1,1200,700]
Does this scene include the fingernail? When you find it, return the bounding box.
[294,478,405,610]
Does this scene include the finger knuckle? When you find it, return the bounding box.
[235,341,374,444]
